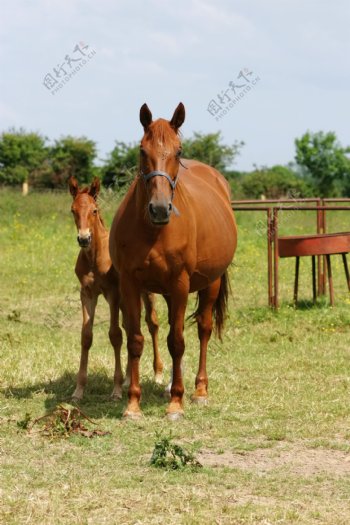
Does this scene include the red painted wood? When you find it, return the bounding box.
[278,232,350,258]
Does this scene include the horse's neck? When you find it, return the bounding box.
[85,216,109,270]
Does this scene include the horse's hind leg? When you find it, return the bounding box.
[107,293,123,400]
[72,289,97,401]
[142,292,163,384]
[191,278,221,404]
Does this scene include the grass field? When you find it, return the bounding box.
[1,188,350,525]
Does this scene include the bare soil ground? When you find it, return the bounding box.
[199,442,350,477]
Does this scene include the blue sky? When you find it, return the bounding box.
[1,0,349,171]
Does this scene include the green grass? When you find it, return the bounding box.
[1,188,350,524]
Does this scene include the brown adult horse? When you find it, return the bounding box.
[68,176,163,401]
[109,103,237,420]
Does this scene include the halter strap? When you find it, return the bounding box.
[141,169,180,216]
[141,170,178,199]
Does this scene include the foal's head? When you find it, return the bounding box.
[139,102,185,225]
[68,176,101,248]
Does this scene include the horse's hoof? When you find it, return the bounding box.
[191,396,209,406]
[123,410,143,421]
[166,411,184,421]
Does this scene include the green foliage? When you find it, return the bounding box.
[101,141,139,188]
[45,136,97,188]
[241,165,313,199]
[150,432,202,470]
[0,129,48,185]
[295,131,350,197]
[182,131,244,172]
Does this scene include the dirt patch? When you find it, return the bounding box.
[199,443,350,477]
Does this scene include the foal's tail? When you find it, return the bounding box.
[213,270,231,340]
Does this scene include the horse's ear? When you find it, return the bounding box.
[68,176,79,198]
[140,103,153,131]
[170,102,185,131]
[89,177,100,200]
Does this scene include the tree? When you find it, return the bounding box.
[101,141,139,188]
[45,136,97,188]
[182,132,243,173]
[0,129,48,186]
[241,165,313,199]
[295,131,350,197]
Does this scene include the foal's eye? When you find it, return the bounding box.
[140,148,146,157]
[93,209,98,215]
[176,149,182,158]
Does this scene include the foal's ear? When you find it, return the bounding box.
[170,102,185,131]
[140,103,153,131]
[68,176,79,198]
[89,177,100,200]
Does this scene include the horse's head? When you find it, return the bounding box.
[68,176,100,248]
[139,102,185,225]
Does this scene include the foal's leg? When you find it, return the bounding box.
[191,278,221,404]
[107,292,123,400]
[72,288,98,401]
[166,275,189,420]
[142,292,163,384]
[120,275,144,419]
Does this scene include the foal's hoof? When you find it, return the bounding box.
[166,411,184,422]
[71,393,83,403]
[123,410,143,421]
[154,373,163,385]
[110,391,122,401]
[191,396,209,406]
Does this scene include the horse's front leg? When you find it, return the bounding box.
[166,275,189,420]
[120,275,143,419]
[142,291,163,384]
[72,288,97,401]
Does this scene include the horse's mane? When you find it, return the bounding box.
[146,118,181,146]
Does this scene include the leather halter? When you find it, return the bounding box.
[141,170,178,201]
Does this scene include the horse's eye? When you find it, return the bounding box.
[176,149,182,158]
[93,209,98,215]
[71,209,74,214]
[140,148,146,157]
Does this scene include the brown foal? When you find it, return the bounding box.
[68,176,163,401]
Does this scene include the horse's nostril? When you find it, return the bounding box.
[168,203,173,212]
[148,203,156,217]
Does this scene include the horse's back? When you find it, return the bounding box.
[179,159,232,203]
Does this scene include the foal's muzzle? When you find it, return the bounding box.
[77,234,92,247]
[148,202,172,225]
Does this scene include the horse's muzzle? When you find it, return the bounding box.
[77,234,91,247]
[148,202,172,225]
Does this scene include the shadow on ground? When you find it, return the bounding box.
[2,371,169,419]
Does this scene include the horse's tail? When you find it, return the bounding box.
[213,270,230,340]
[188,270,231,340]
